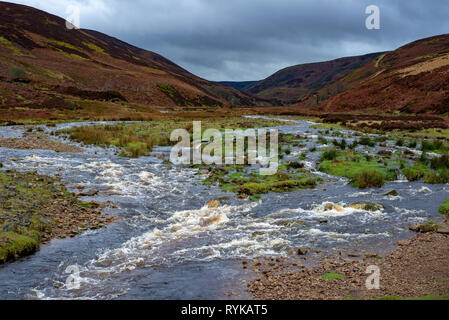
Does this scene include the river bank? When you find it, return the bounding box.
[246,224,449,300]
[0,169,114,264]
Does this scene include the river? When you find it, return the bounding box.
[0,118,447,299]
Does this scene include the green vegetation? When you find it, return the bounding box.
[0,36,25,56]
[204,166,319,198]
[82,41,106,54]
[0,170,70,263]
[321,273,343,280]
[9,66,28,81]
[318,150,395,188]
[439,199,449,217]
[402,154,449,184]
[421,139,449,154]
[61,117,287,158]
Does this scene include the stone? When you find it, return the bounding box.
[323,202,344,212]
[297,248,308,255]
[349,202,383,212]
[206,199,220,208]
[384,190,399,197]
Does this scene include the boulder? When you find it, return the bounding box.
[206,199,220,208]
[323,202,344,212]
[384,190,399,197]
[349,202,383,212]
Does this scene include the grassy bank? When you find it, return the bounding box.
[0,169,111,263]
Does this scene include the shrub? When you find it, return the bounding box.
[430,154,449,170]
[439,199,449,216]
[321,150,338,161]
[359,136,376,147]
[9,65,28,81]
[407,140,417,148]
[351,170,385,188]
[421,139,444,152]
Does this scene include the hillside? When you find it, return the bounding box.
[0,1,269,121]
[246,52,383,105]
[317,34,449,114]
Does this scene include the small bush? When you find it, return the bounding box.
[359,136,376,147]
[439,199,449,216]
[321,150,338,161]
[9,66,28,81]
[351,170,385,188]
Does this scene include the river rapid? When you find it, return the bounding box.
[0,118,447,299]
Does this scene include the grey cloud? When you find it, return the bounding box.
[8,0,449,80]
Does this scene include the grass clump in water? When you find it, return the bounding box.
[204,166,319,198]
[318,150,394,188]
[439,199,449,217]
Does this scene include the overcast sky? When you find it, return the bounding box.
[7,0,449,81]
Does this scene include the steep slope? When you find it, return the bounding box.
[246,52,383,105]
[318,34,449,114]
[0,1,265,110]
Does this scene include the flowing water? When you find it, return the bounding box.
[0,118,447,299]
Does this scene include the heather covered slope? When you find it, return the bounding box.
[245,52,383,105]
[0,1,266,114]
[318,34,449,114]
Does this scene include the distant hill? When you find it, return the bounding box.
[316,34,449,114]
[246,52,383,105]
[218,81,258,91]
[0,1,270,109]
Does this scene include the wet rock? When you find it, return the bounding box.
[384,190,399,197]
[437,227,449,235]
[80,188,99,196]
[419,187,432,194]
[297,248,308,255]
[349,202,383,212]
[410,222,442,233]
[323,202,344,212]
[206,199,220,208]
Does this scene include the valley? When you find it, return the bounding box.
[0,1,448,301]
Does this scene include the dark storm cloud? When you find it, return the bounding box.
[8,0,449,80]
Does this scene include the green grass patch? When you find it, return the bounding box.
[321,273,343,280]
[0,170,69,263]
[318,150,394,188]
